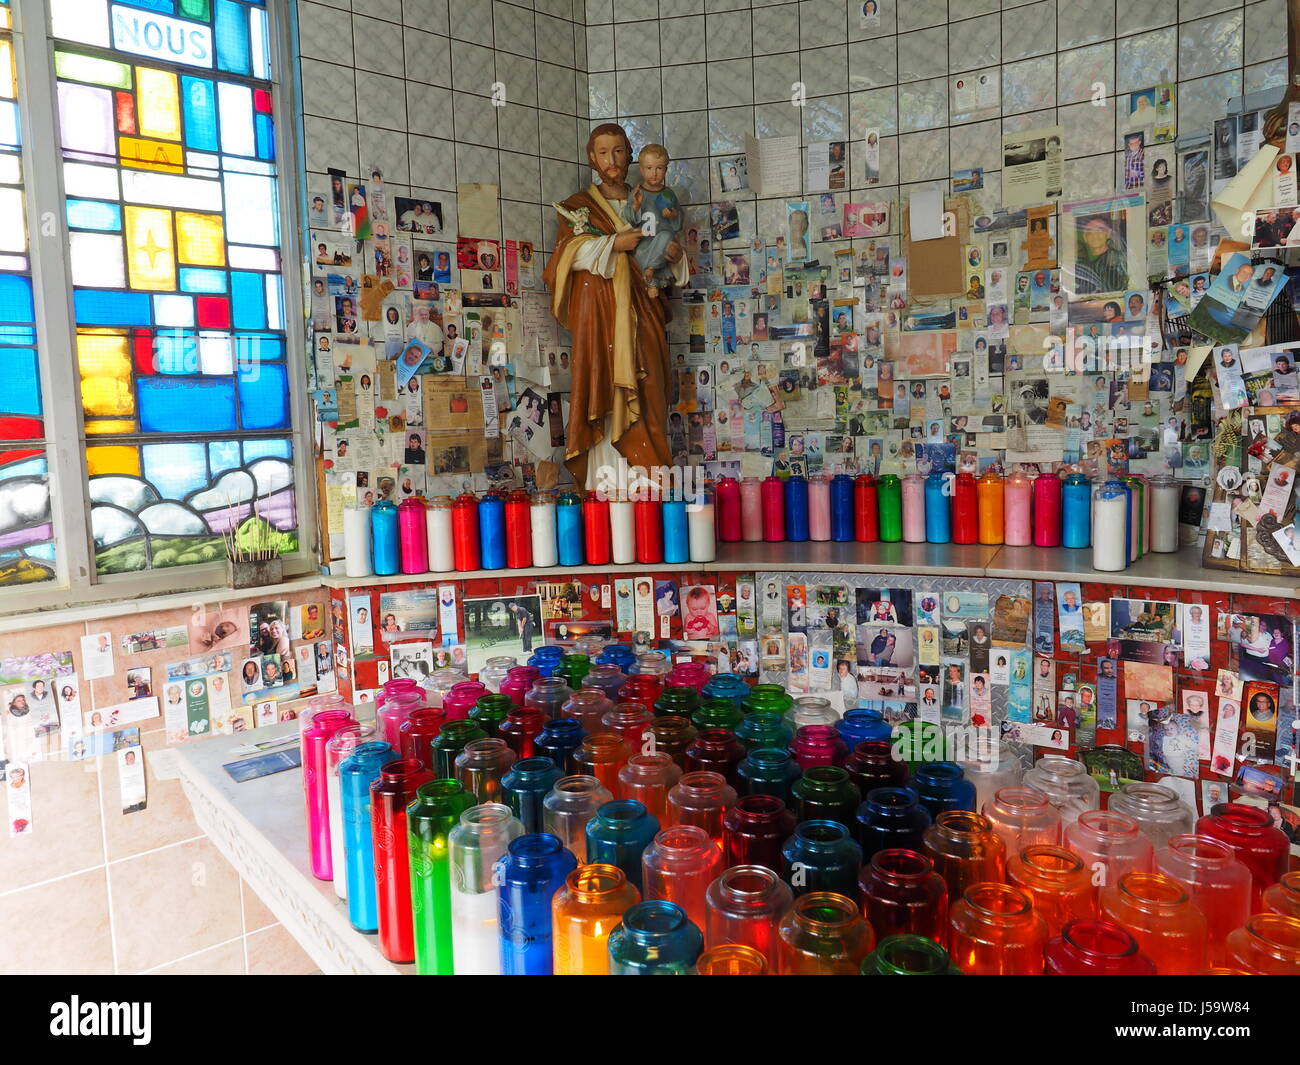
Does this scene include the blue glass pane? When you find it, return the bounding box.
[142,442,209,499]
[230,271,265,329]
[0,348,41,415]
[180,77,219,151]
[0,102,20,150]
[214,0,251,76]
[242,438,290,461]
[139,377,236,431]
[67,200,123,231]
[237,363,287,429]
[152,331,198,373]
[74,289,151,326]
[235,333,281,361]
[254,113,273,159]
[1,457,46,479]
[0,275,34,323]
[208,439,241,474]
[116,0,178,13]
[0,326,37,344]
[179,267,227,293]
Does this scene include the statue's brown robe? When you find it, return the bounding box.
[543,186,672,486]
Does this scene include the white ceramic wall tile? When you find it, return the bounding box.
[752,4,799,54]
[754,54,795,103]
[1243,0,1286,63]
[801,94,848,140]
[1001,1,1055,61]
[706,9,754,59]
[494,1,538,57]
[538,111,579,162]
[662,62,708,108]
[1003,55,1056,115]
[1058,98,1115,158]
[949,0,1000,21]
[408,135,458,190]
[896,0,947,33]
[1245,58,1287,94]
[898,77,948,132]
[708,105,756,153]
[587,71,617,115]
[614,20,662,69]
[449,0,496,45]
[455,141,504,185]
[1177,70,1244,135]
[453,91,501,147]
[301,59,358,123]
[897,129,948,181]
[799,0,847,47]
[298,2,354,66]
[452,41,500,95]
[661,15,707,64]
[849,85,898,137]
[1116,0,1175,36]
[403,0,450,33]
[754,99,804,138]
[1056,0,1114,50]
[586,25,616,71]
[617,67,663,116]
[897,27,947,83]
[538,61,578,114]
[1057,42,1114,105]
[355,71,408,130]
[368,0,404,25]
[848,38,896,90]
[659,0,704,16]
[950,12,1000,73]
[1116,27,1177,93]
[1179,12,1244,80]
[358,125,411,186]
[401,31,452,87]
[304,115,359,176]
[1180,0,1239,21]
[664,110,712,157]
[499,103,542,155]
[405,81,455,140]
[351,14,406,74]
[499,150,542,201]
[708,59,757,108]
[947,117,1003,173]
[498,53,540,108]
[536,14,577,66]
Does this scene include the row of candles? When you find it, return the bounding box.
[297,645,1299,975]
[340,468,1181,579]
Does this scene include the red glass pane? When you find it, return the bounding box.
[253,88,272,114]
[132,328,155,374]
[115,90,137,135]
[195,296,230,329]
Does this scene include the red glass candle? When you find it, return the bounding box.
[634,497,663,564]
[371,757,434,963]
[724,794,797,871]
[582,491,611,565]
[845,740,909,795]
[618,675,662,707]
[1032,471,1062,548]
[789,724,848,771]
[859,848,949,944]
[499,706,544,759]
[1044,920,1156,974]
[948,882,1047,975]
[398,706,446,769]
[504,489,532,569]
[619,753,682,820]
[685,728,746,788]
[951,472,978,545]
[761,475,785,541]
[602,701,655,753]
[451,493,480,571]
[716,476,742,542]
[1195,804,1289,910]
[853,474,879,541]
[642,824,722,931]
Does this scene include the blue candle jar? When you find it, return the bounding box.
[478,492,507,570]
[596,644,637,672]
[495,832,578,975]
[608,900,704,975]
[702,672,749,711]
[555,491,584,566]
[830,473,855,541]
[584,799,659,891]
[534,719,586,774]
[854,786,932,860]
[735,713,795,754]
[736,746,802,803]
[662,496,689,563]
[784,475,810,542]
[779,819,863,897]
[528,645,564,678]
[924,472,950,544]
[1062,472,1092,549]
[501,756,564,833]
[370,500,400,575]
[912,761,976,819]
[836,708,892,749]
[338,741,398,932]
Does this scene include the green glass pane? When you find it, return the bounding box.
[179,0,210,19]
[54,50,132,90]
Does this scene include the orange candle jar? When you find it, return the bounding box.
[665,770,738,851]
[976,471,1004,545]
[573,732,631,797]
[551,863,640,975]
[1263,871,1300,918]
[776,891,875,975]
[704,864,794,968]
[948,882,1047,974]
[695,943,768,975]
[983,785,1062,854]
[923,810,1007,902]
[1006,844,1097,936]
[1100,871,1209,975]
[1224,914,1300,975]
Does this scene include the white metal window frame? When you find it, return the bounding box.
[3,0,317,617]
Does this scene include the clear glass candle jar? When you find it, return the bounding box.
[425,668,468,709]
[1021,754,1100,826]
[1109,781,1195,850]
[448,803,524,975]
[845,740,909,796]
[1196,803,1290,910]
[723,794,797,872]
[858,847,948,944]
[776,891,875,974]
[524,676,571,720]
[735,711,794,754]
[574,732,632,797]
[584,799,659,892]
[1263,870,1300,919]
[618,752,681,821]
[704,864,795,968]
[581,663,628,701]
[665,771,737,850]
[641,824,722,932]
[1044,920,1155,975]
[912,761,977,819]
[855,786,932,860]
[1064,810,1153,893]
[1155,834,1253,967]
[948,882,1047,975]
[454,737,517,804]
[684,727,746,788]
[861,934,961,975]
[1224,914,1300,975]
[500,756,563,834]
[923,811,1007,902]
[1100,870,1209,975]
[958,741,1026,813]
[534,718,585,774]
[736,746,801,803]
[646,715,697,769]
[607,900,704,975]
[695,943,768,975]
[982,785,1062,854]
[788,724,849,771]
[1006,844,1096,936]
[780,819,863,898]
[562,688,615,735]
[551,863,641,976]
[791,765,862,828]
[478,655,517,694]
[542,775,613,862]
[784,696,839,731]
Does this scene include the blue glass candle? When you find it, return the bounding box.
[913,761,976,818]
[784,475,810,542]
[597,644,637,672]
[702,673,749,712]
[1062,473,1091,549]
[830,474,855,541]
[608,900,704,975]
[584,799,659,891]
[855,786,932,860]
[495,832,578,975]
[836,708,892,749]
[535,718,586,774]
[528,646,564,677]
[370,500,400,575]
[478,492,507,570]
[662,498,689,563]
[555,491,584,566]
[338,741,398,932]
[924,473,950,544]
[501,756,564,833]
[737,747,801,802]
[779,819,863,897]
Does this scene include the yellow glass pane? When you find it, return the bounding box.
[175,211,225,266]
[135,67,181,142]
[85,419,138,434]
[123,204,175,291]
[77,330,135,416]
[0,40,15,99]
[86,445,141,477]
[118,135,183,174]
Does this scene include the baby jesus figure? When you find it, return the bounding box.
[625,143,681,291]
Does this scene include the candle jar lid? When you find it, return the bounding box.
[427,495,453,509]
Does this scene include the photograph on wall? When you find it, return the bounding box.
[377,590,440,641]
[1060,193,1145,296]
[462,595,542,675]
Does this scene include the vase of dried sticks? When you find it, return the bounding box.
[225,502,283,589]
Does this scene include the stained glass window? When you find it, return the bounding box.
[0,2,55,587]
[52,0,296,574]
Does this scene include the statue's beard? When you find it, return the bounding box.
[600,164,626,183]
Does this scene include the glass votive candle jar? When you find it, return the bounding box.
[1223,914,1300,975]
[562,688,615,735]
[948,882,1047,975]
[776,891,875,975]
[1100,870,1209,975]
[1064,810,1153,894]
[912,761,976,819]
[845,740,909,795]
[723,794,797,872]
[684,727,746,788]
[855,786,932,860]
[734,711,794,754]
[791,765,861,829]
[1006,844,1096,936]
[1262,870,1300,919]
[551,863,641,976]
[788,724,849,771]
[1155,834,1253,968]
[1044,920,1155,975]
[780,819,863,898]
[923,811,1007,902]
[640,824,722,932]
[542,775,613,862]
[1021,754,1100,826]
[861,934,961,976]
[646,714,698,769]
[858,847,948,944]
[982,785,1062,854]
[573,732,632,797]
[665,770,737,850]
[695,943,768,975]
[617,752,681,821]
[1109,781,1195,851]
[704,864,795,969]
[1196,803,1290,910]
[736,746,801,803]
[607,899,703,975]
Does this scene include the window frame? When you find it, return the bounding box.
[3,0,317,615]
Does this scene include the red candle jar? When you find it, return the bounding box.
[499,706,544,759]
[761,475,785,541]
[724,794,797,871]
[634,497,662,564]
[641,824,722,931]
[1156,834,1253,967]
[574,732,632,796]
[666,770,737,850]
[716,475,742,541]
[1100,870,1209,975]
[1196,803,1290,910]
[451,493,480,571]
[1032,470,1062,547]
[398,706,446,769]
[602,701,655,753]
[618,752,682,820]
[923,811,1007,902]
[618,675,663,706]
[684,727,746,788]
[948,882,1047,975]
[858,847,949,944]
[789,724,848,771]
[951,472,978,545]
[854,474,879,541]
[1007,844,1096,937]
[504,489,532,569]
[500,666,540,708]
[370,757,434,963]
[845,740,909,795]
[582,491,611,565]
[1044,920,1156,974]
[705,864,794,968]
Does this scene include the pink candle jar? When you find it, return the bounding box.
[901,475,926,543]
[739,478,764,541]
[808,475,832,541]
[716,476,742,542]
[1004,470,1033,546]
[761,476,785,541]
[397,497,429,574]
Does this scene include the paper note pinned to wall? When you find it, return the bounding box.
[457,183,501,239]
[909,186,945,241]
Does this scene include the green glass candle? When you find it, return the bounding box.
[791,765,862,827]
[877,475,902,542]
[735,711,794,753]
[861,933,962,975]
[741,683,793,717]
[654,685,700,718]
[693,697,745,732]
[407,779,473,975]
[470,693,513,738]
[430,720,487,778]
[555,654,590,689]
[647,714,698,768]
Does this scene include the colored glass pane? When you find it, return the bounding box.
[136,67,181,141]
[174,209,223,264]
